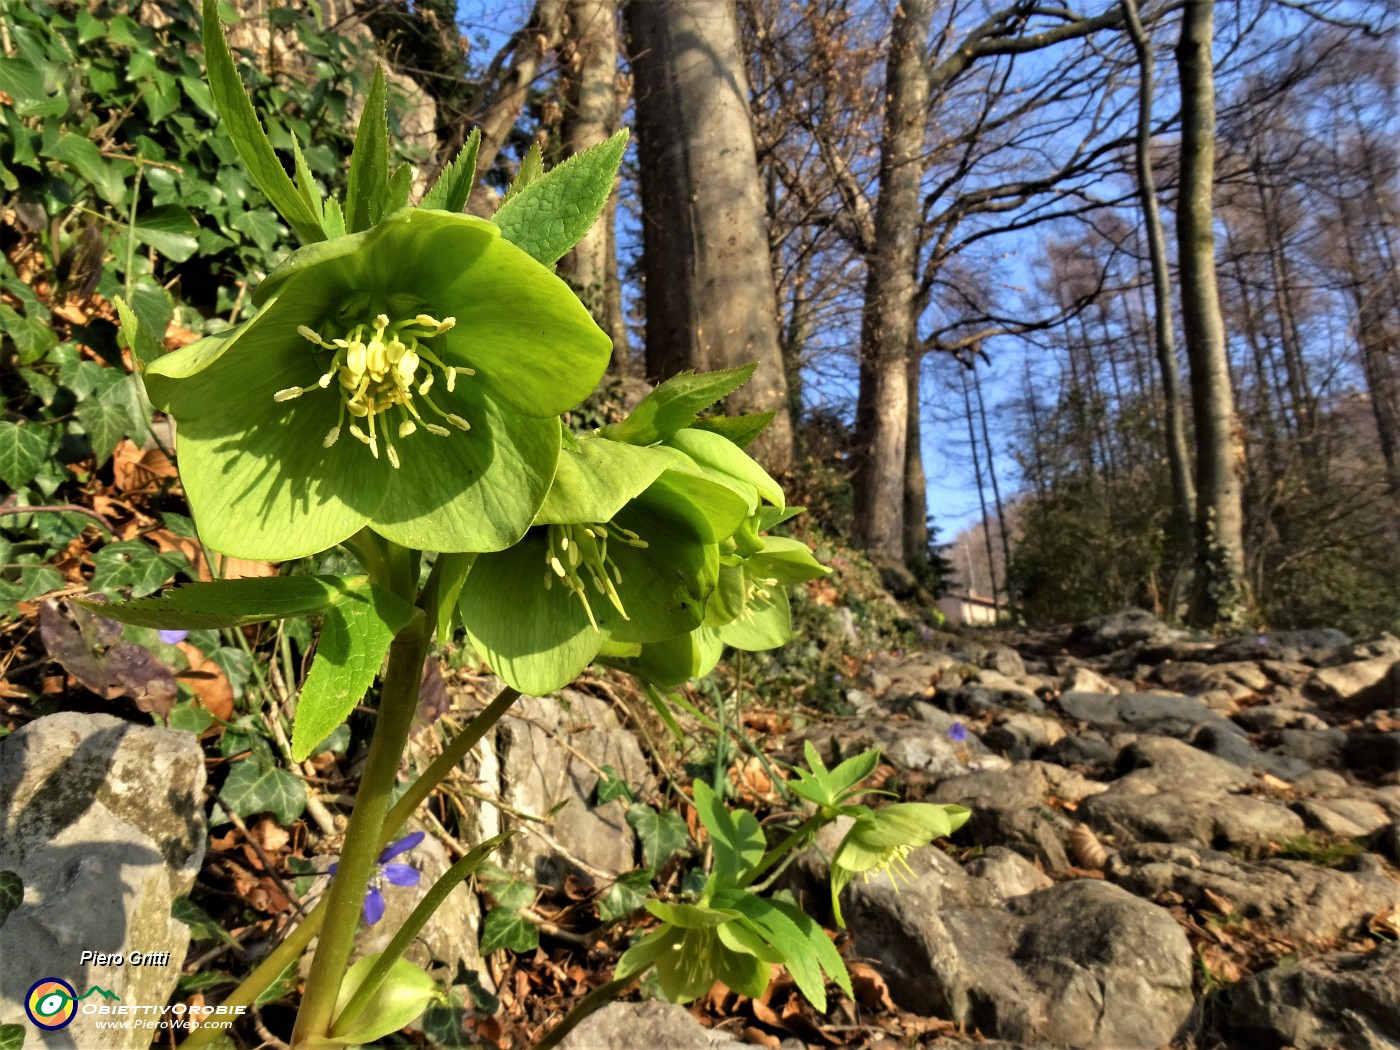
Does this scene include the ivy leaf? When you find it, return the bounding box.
[479,905,539,954]
[291,582,419,761]
[493,129,628,266]
[595,765,635,804]
[0,1023,25,1050]
[75,374,145,465]
[200,0,324,242]
[597,869,651,922]
[0,421,52,490]
[626,805,689,872]
[132,205,201,262]
[419,128,480,213]
[44,133,127,205]
[171,896,236,945]
[220,760,306,825]
[89,541,189,598]
[0,870,22,929]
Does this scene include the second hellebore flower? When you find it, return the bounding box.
[143,210,611,559]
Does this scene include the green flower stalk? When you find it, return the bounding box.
[829,802,971,926]
[143,209,611,560]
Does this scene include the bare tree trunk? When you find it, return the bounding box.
[904,346,929,569]
[973,362,1012,584]
[469,0,567,212]
[558,0,622,361]
[1175,0,1249,627]
[852,0,933,561]
[961,365,1000,604]
[1122,0,1195,569]
[628,0,794,469]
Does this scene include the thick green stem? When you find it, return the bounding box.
[330,832,513,1038]
[534,971,647,1050]
[291,617,429,1045]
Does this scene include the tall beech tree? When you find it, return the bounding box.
[628,0,795,469]
[1175,0,1249,626]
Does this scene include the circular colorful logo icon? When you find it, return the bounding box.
[25,977,78,1030]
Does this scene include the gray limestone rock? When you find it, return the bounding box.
[1293,798,1393,839]
[498,690,654,885]
[0,713,206,1050]
[1057,690,1241,740]
[557,1000,754,1050]
[1202,941,1400,1050]
[979,645,1027,680]
[930,763,1073,871]
[1105,842,1400,944]
[981,712,1066,761]
[1070,608,1178,653]
[1189,723,1313,781]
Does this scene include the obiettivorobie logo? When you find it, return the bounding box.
[24,978,120,1030]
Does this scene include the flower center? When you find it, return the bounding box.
[542,522,649,628]
[274,311,472,468]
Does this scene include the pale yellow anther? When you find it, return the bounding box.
[281,308,474,464]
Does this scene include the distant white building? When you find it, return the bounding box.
[938,591,1005,626]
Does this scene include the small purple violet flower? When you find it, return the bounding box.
[159,629,190,645]
[328,830,423,925]
[947,722,969,744]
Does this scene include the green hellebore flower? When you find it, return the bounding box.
[460,435,750,695]
[143,209,611,559]
[829,802,971,927]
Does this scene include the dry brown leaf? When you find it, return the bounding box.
[1368,904,1400,939]
[248,815,290,855]
[112,440,177,494]
[1068,824,1107,870]
[1201,887,1235,916]
[174,640,234,720]
[164,324,202,350]
[743,1026,781,1049]
[847,961,895,1011]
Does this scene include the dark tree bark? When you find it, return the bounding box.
[628,0,795,469]
[1175,0,1250,626]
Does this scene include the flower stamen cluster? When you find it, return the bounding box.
[275,312,474,469]
[543,522,648,628]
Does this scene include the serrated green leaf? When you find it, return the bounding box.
[201,0,324,242]
[601,365,756,447]
[419,128,480,213]
[499,143,544,208]
[77,574,381,629]
[597,869,651,922]
[479,905,539,954]
[493,129,628,266]
[385,162,413,215]
[0,870,23,929]
[345,63,389,233]
[626,805,689,872]
[291,582,418,761]
[220,760,306,825]
[0,422,52,490]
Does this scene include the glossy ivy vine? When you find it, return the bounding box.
[81,3,971,1045]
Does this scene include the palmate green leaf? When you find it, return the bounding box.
[0,870,22,929]
[601,365,756,447]
[692,781,765,890]
[627,805,689,872]
[0,1023,25,1050]
[712,890,828,1010]
[345,63,389,234]
[220,760,306,825]
[493,129,628,266]
[645,900,740,930]
[291,582,419,760]
[200,0,324,242]
[0,421,52,490]
[419,128,480,213]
